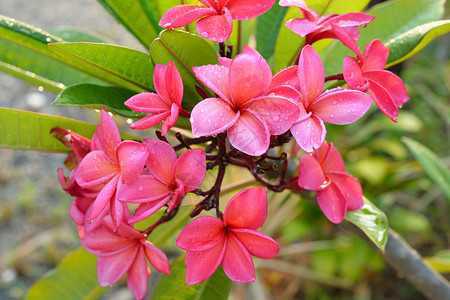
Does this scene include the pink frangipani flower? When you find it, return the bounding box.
[125,61,189,136]
[159,0,275,42]
[177,187,279,285]
[290,45,372,152]
[298,141,363,223]
[74,108,149,230]
[334,28,409,121]
[118,139,206,224]
[82,216,170,300]
[190,46,299,156]
[279,0,374,45]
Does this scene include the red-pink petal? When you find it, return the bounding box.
[317,183,348,224]
[268,85,301,103]
[159,5,216,28]
[164,61,184,106]
[227,110,270,156]
[327,171,363,211]
[363,70,409,107]
[298,154,328,190]
[331,23,363,59]
[130,111,171,130]
[143,139,177,185]
[196,9,233,42]
[117,175,172,204]
[218,56,232,67]
[362,39,389,71]
[229,228,279,259]
[153,64,171,106]
[125,93,170,114]
[143,241,171,274]
[226,0,275,20]
[320,142,346,173]
[291,115,326,153]
[298,45,324,106]
[97,244,139,287]
[116,141,149,184]
[367,79,399,122]
[177,216,225,251]
[190,98,239,136]
[161,103,179,136]
[222,234,255,283]
[81,222,133,256]
[229,46,272,107]
[173,148,206,192]
[270,66,300,91]
[309,88,372,125]
[185,238,226,285]
[75,151,119,189]
[224,187,267,230]
[126,247,149,300]
[88,174,120,221]
[245,96,299,135]
[343,56,368,91]
[193,65,231,103]
[285,18,317,37]
[98,108,121,161]
[128,196,171,224]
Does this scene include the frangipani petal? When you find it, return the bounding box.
[193,65,231,103]
[331,23,362,59]
[165,61,184,107]
[81,222,133,256]
[229,46,272,107]
[126,247,149,300]
[116,141,149,184]
[362,39,389,71]
[245,96,299,135]
[130,111,171,130]
[185,238,226,285]
[327,172,363,211]
[161,103,179,136]
[343,56,368,90]
[268,85,301,103]
[270,66,300,91]
[143,139,177,185]
[99,108,121,161]
[226,0,275,20]
[363,70,409,107]
[298,45,324,106]
[222,234,255,283]
[118,175,172,204]
[225,187,267,230]
[128,195,171,224]
[125,93,170,114]
[229,228,279,259]
[227,110,270,156]
[291,115,326,153]
[177,216,225,251]
[298,154,328,190]
[285,18,317,36]
[88,174,120,221]
[190,98,239,136]
[75,150,118,189]
[320,142,346,173]
[97,244,139,287]
[367,79,399,122]
[143,241,171,274]
[173,148,206,192]
[317,183,347,224]
[159,5,215,29]
[196,8,233,42]
[309,88,372,125]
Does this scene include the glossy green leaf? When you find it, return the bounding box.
[402,137,450,201]
[345,197,389,253]
[26,247,106,300]
[0,15,103,93]
[97,0,160,48]
[0,108,97,152]
[152,254,231,300]
[151,30,218,109]
[321,0,446,75]
[386,20,450,66]
[53,84,142,118]
[48,42,155,92]
[256,4,288,59]
[425,250,450,274]
[47,28,111,43]
[274,0,369,72]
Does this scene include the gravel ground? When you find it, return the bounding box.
[0,1,143,299]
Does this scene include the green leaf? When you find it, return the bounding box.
[26,247,106,300]
[47,28,111,43]
[386,20,450,66]
[152,254,232,300]
[345,197,389,253]
[425,250,450,274]
[0,15,103,93]
[402,137,450,200]
[256,4,288,59]
[151,30,219,109]
[97,0,161,48]
[321,0,446,75]
[274,0,369,72]
[0,108,97,152]
[53,84,142,118]
[48,42,155,92]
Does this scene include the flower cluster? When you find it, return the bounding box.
[54,1,410,299]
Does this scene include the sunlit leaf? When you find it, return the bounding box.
[345,197,389,252]
[425,250,450,274]
[151,29,218,109]
[53,84,142,118]
[152,254,231,300]
[402,137,450,201]
[256,4,288,60]
[47,28,111,43]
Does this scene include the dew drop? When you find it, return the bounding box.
[273,115,280,121]
[201,32,209,38]
[138,185,144,191]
